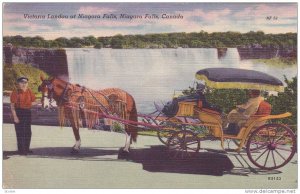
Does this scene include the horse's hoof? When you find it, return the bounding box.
[118,148,130,160]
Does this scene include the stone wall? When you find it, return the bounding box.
[237,45,296,60]
[3,46,69,79]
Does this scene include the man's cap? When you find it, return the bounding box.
[17,76,29,83]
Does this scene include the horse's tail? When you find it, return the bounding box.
[128,95,138,143]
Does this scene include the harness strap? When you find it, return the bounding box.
[85,88,110,114]
[57,82,70,105]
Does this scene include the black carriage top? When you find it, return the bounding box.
[195,68,284,92]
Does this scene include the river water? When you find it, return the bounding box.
[65,48,297,113]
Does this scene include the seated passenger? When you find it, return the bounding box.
[225,90,264,135]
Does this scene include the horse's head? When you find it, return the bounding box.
[38,75,71,109]
[38,74,55,109]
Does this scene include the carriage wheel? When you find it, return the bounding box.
[157,117,182,145]
[157,130,176,145]
[246,124,296,170]
[167,130,200,159]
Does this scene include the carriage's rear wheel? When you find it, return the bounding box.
[167,130,200,159]
[246,124,296,170]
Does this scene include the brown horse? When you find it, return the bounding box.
[38,75,138,153]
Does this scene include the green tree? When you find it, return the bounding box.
[83,36,97,46]
[69,37,83,48]
[55,37,69,47]
[266,76,297,129]
[111,34,124,49]
[94,42,103,49]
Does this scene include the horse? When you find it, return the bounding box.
[38,75,138,154]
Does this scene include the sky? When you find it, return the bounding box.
[3,3,298,40]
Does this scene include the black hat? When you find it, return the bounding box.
[17,76,29,83]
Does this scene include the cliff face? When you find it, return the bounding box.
[3,46,69,80]
[237,45,296,60]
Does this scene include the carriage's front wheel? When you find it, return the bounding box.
[167,130,200,159]
[246,124,296,170]
[157,130,176,145]
[157,117,182,145]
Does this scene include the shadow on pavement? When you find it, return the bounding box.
[126,145,234,176]
[3,147,120,161]
[5,145,268,176]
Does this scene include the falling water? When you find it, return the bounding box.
[66,48,297,113]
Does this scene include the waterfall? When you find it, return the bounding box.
[219,48,240,67]
[65,48,296,113]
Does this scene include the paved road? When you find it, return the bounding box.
[2,124,298,189]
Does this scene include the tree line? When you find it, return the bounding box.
[3,31,297,49]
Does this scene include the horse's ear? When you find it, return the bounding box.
[40,74,45,81]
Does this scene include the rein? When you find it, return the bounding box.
[57,82,70,106]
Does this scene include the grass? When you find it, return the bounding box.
[253,57,297,67]
[138,130,158,137]
[3,64,48,96]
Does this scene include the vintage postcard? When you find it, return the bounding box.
[2,1,298,192]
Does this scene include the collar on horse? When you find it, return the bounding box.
[57,82,70,106]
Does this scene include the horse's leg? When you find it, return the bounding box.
[67,111,81,153]
[122,97,138,153]
[71,125,81,152]
[123,130,131,152]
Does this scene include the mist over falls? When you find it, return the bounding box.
[65,48,296,113]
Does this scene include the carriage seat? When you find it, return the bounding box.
[242,100,272,130]
[255,100,272,116]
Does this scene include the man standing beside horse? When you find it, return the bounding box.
[10,76,36,155]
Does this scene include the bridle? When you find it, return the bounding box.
[39,79,70,107]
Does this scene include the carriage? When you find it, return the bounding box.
[136,68,297,170]
[38,68,297,171]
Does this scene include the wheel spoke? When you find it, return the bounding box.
[250,142,268,152]
[271,150,276,167]
[255,148,268,162]
[275,147,293,152]
[274,149,286,161]
[273,134,285,144]
[168,130,200,159]
[186,141,199,146]
[251,140,268,146]
[263,150,271,167]
[169,139,180,144]
[266,127,272,142]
